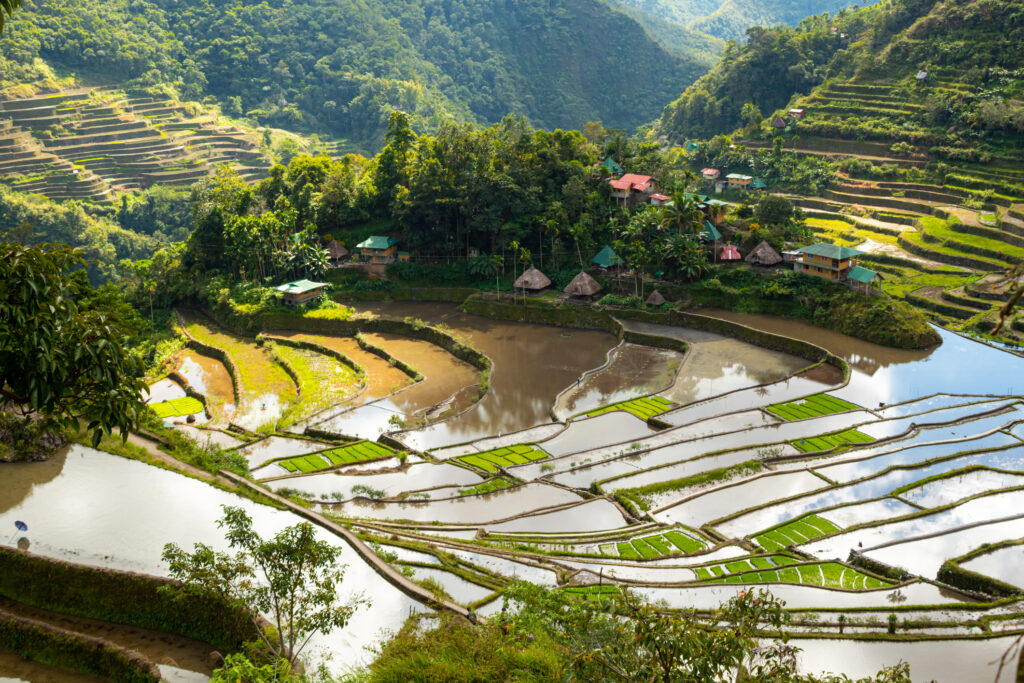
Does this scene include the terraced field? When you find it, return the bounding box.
[767,394,861,421]
[264,340,362,425]
[457,444,550,473]
[0,87,274,202]
[791,429,874,453]
[755,514,841,551]
[585,395,675,420]
[612,528,708,559]
[698,561,892,590]
[177,310,297,429]
[275,441,396,473]
[122,304,1024,677]
[149,396,204,419]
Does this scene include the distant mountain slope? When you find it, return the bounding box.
[656,0,1024,144]
[614,0,875,42]
[0,0,707,149]
[612,3,725,64]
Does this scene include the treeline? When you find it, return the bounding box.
[0,0,703,148]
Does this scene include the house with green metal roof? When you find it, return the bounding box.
[750,177,767,190]
[592,245,624,269]
[700,220,722,242]
[794,243,866,282]
[847,265,880,293]
[595,156,624,176]
[356,235,401,264]
[273,279,329,306]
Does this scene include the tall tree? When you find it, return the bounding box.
[0,243,146,455]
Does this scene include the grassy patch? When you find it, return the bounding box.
[180,311,296,407]
[791,429,873,453]
[615,528,708,559]
[766,393,861,421]
[456,444,549,473]
[754,514,841,551]
[584,395,674,420]
[149,396,204,418]
[562,585,620,602]
[276,440,395,473]
[618,459,763,510]
[698,561,892,589]
[458,477,515,496]
[265,341,361,425]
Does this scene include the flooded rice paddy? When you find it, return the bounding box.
[10,301,1024,679]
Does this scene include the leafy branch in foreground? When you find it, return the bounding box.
[162,505,367,669]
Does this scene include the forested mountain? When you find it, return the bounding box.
[0,0,706,149]
[656,0,1024,144]
[612,0,873,42]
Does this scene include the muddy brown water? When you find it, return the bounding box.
[0,445,423,672]
[0,649,105,682]
[352,302,618,448]
[174,351,236,421]
[0,597,215,676]
[361,332,479,416]
[554,343,683,417]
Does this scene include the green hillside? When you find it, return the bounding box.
[667,0,1024,341]
[0,0,706,150]
[612,0,876,42]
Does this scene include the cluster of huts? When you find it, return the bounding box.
[512,264,670,306]
[323,236,411,266]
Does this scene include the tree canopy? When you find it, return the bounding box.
[0,242,147,453]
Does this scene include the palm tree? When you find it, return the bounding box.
[660,193,703,235]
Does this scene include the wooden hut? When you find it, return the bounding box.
[745,240,783,266]
[325,239,348,266]
[646,290,666,306]
[564,271,603,301]
[514,265,551,293]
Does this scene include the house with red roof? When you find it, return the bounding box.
[609,173,657,207]
[650,193,671,206]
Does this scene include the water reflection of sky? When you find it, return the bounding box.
[830,327,1024,406]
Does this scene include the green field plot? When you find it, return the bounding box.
[791,429,874,453]
[277,440,395,473]
[585,396,675,420]
[755,514,841,551]
[698,561,892,589]
[149,396,204,418]
[616,528,707,559]
[458,477,515,496]
[766,394,862,421]
[692,555,797,580]
[562,585,620,602]
[456,444,549,473]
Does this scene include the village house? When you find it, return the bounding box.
[650,193,672,206]
[701,168,721,185]
[794,243,877,290]
[594,156,624,176]
[609,173,657,206]
[592,245,624,270]
[788,108,806,120]
[325,239,348,267]
[273,279,329,307]
[726,173,753,190]
[355,235,407,264]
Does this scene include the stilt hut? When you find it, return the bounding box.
[325,239,348,266]
[745,240,783,267]
[563,271,602,301]
[514,265,551,294]
[646,290,666,306]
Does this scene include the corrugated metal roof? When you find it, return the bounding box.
[356,235,399,250]
[798,243,864,260]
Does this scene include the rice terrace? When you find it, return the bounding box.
[7,292,1024,680]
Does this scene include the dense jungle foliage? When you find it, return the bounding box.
[0,0,703,149]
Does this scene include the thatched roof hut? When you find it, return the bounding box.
[646,289,666,306]
[326,239,349,263]
[514,265,551,291]
[564,271,602,299]
[745,240,783,266]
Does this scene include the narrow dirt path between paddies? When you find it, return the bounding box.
[266,331,412,402]
[126,432,214,482]
[178,310,296,430]
[265,341,362,426]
